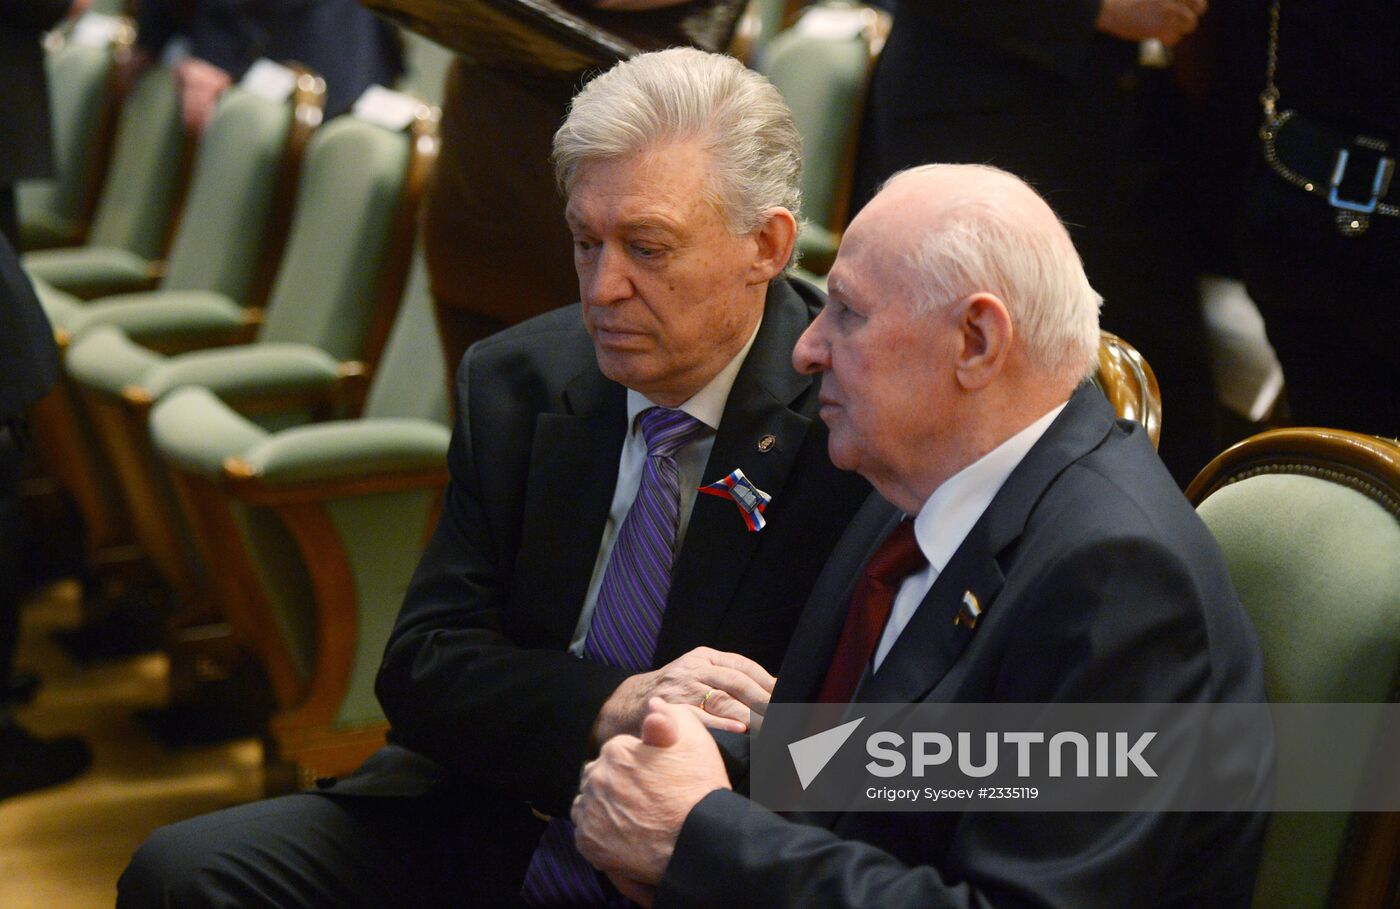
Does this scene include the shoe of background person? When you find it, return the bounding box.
[0,721,92,800]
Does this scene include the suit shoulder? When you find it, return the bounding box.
[456,305,592,391]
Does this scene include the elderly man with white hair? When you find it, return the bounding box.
[571,164,1270,909]
[117,48,870,908]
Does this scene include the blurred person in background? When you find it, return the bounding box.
[129,0,403,132]
[0,0,95,801]
[0,0,89,245]
[852,0,1220,486]
[0,232,93,800]
[1235,0,1398,437]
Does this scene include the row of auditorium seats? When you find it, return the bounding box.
[19,17,446,782]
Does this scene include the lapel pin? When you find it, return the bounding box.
[699,467,772,532]
[757,434,777,453]
[954,590,983,629]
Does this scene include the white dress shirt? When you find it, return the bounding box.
[566,324,762,656]
[871,402,1067,671]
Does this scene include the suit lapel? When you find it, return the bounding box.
[515,363,626,648]
[771,495,901,704]
[655,281,817,664]
[861,385,1120,705]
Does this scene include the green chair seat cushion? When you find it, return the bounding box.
[149,387,270,479]
[240,419,451,484]
[22,246,155,299]
[141,343,344,402]
[65,325,166,395]
[64,290,244,345]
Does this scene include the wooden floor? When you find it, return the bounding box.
[0,583,263,908]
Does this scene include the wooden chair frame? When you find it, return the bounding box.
[1095,329,1163,449]
[200,459,448,782]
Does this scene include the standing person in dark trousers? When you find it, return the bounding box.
[0,0,87,244]
[0,0,94,801]
[1237,0,1399,437]
[0,231,92,801]
[852,0,1221,486]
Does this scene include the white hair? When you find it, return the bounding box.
[552,47,802,236]
[891,164,1102,383]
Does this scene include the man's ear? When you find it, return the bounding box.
[954,293,1013,391]
[747,207,798,283]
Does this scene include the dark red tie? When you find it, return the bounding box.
[816,518,927,704]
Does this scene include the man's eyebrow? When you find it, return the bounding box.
[619,215,683,235]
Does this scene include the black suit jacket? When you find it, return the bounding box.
[356,279,868,832]
[0,233,58,418]
[660,386,1269,909]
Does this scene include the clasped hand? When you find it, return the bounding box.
[592,646,775,745]
[573,698,731,908]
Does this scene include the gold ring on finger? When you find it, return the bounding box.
[700,688,718,712]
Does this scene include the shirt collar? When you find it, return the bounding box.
[625,320,762,434]
[910,402,1067,574]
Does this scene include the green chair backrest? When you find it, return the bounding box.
[759,4,882,234]
[1193,436,1400,909]
[363,247,450,425]
[160,87,294,301]
[17,40,113,242]
[83,67,186,260]
[257,115,412,360]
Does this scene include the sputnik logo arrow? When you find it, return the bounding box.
[788,717,865,790]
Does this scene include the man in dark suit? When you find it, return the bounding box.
[572,164,1269,908]
[118,48,869,907]
[852,0,1218,486]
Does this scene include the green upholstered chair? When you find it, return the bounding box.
[22,66,187,300]
[37,74,326,350]
[63,99,439,619]
[147,249,450,782]
[25,74,325,597]
[757,1,889,274]
[17,27,127,251]
[1187,429,1400,909]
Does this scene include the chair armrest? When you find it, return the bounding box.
[222,419,451,507]
[229,419,451,487]
[142,343,345,404]
[149,386,270,479]
[64,325,165,396]
[32,278,86,344]
[20,210,82,252]
[22,246,159,299]
[66,290,247,347]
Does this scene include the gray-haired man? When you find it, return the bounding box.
[118,48,869,908]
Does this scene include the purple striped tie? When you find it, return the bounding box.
[520,407,707,906]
